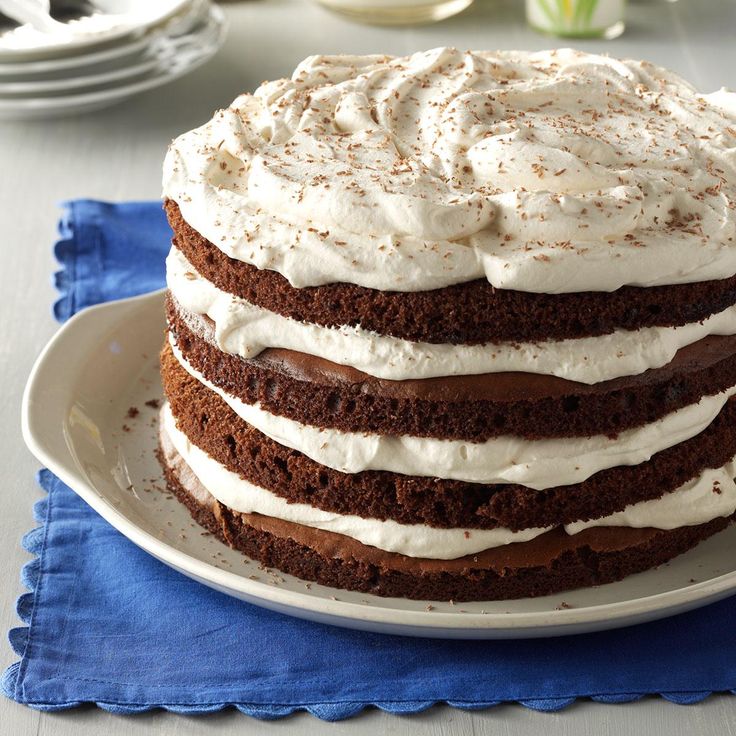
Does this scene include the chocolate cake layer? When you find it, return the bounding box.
[166,199,736,346]
[166,298,736,441]
[162,346,736,531]
[160,432,734,601]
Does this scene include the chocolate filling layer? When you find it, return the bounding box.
[162,344,736,531]
[166,199,736,346]
[167,295,736,441]
[159,427,734,601]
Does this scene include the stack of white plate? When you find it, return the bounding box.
[0,0,227,120]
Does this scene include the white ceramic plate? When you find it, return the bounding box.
[22,289,736,639]
[0,55,157,94]
[0,32,149,75]
[0,0,190,61]
[0,4,225,119]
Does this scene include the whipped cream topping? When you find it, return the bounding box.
[163,403,736,559]
[170,335,736,489]
[169,247,736,384]
[163,47,736,294]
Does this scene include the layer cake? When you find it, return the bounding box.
[158,48,736,600]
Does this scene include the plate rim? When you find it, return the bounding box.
[0,54,158,94]
[22,288,736,638]
[0,33,150,75]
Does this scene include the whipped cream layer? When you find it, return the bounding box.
[163,47,736,294]
[170,335,736,489]
[567,458,736,534]
[169,247,736,384]
[163,403,736,559]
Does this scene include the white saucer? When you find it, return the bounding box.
[0,55,158,94]
[22,289,736,639]
[0,32,149,75]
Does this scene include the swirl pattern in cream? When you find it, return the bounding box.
[163,47,736,293]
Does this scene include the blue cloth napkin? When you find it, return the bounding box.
[53,200,170,321]
[5,200,736,719]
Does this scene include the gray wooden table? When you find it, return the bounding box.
[2,0,736,733]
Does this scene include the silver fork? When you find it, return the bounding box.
[0,0,118,31]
